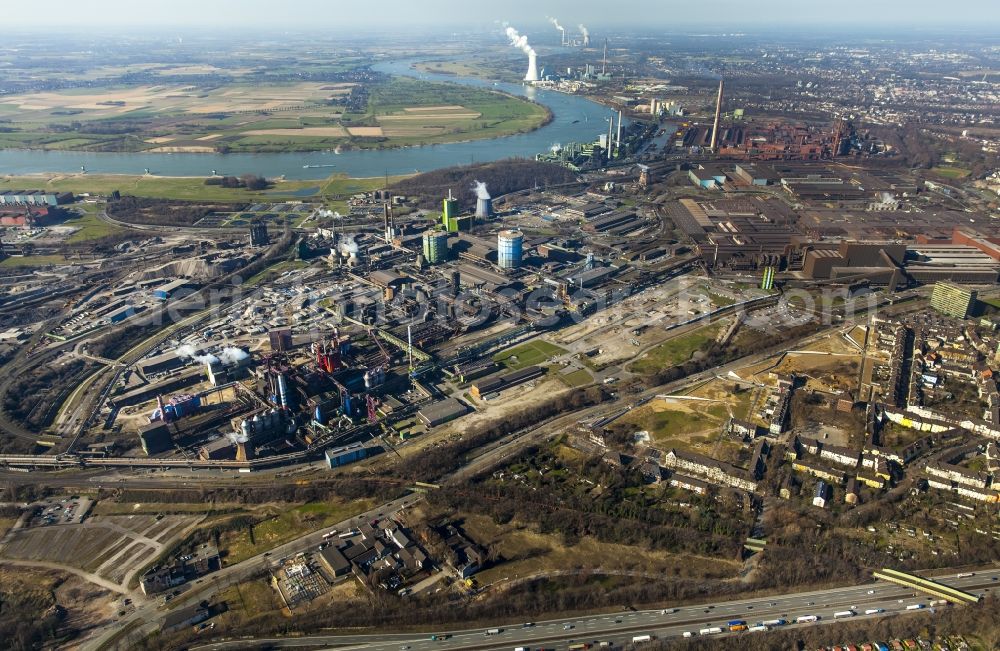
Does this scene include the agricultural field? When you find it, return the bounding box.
[0,74,548,153]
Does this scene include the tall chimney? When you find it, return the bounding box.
[615,110,623,158]
[602,39,608,75]
[710,79,724,152]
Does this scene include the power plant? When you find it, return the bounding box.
[505,25,539,82]
[579,24,590,47]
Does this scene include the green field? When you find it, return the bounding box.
[217,500,372,565]
[0,172,405,204]
[494,340,567,369]
[559,368,594,388]
[628,322,724,375]
[0,254,73,268]
[932,166,971,179]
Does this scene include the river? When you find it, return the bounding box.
[0,59,625,181]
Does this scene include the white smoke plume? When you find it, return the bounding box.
[228,432,249,444]
[472,180,490,200]
[550,143,562,153]
[219,347,249,365]
[175,344,218,365]
[578,24,589,40]
[338,234,359,256]
[548,17,565,39]
[505,26,535,57]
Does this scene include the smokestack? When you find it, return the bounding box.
[607,116,613,157]
[603,38,608,75]
[549,17,565,46]
[616,110,623,158]
[710,79,724,152]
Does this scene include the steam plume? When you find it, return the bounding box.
[505,26,535,57]
[219,347,249,365]
[578,24,590,40]
[548,17,565,43]
[176,344,218,366]
[472,180,491,200]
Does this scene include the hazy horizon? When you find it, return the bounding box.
[8,0,1000,30]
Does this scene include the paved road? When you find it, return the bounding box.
[189,571,1000,651]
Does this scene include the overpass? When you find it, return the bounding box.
[873,568,981,604]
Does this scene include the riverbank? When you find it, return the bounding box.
[0,59,616,180]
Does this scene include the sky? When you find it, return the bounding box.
[8,0,999,29]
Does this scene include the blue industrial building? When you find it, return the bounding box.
[325,442,372,469]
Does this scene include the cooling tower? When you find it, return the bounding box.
[525,52,540,82]
[476,197,493,218]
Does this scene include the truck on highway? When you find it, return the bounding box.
[726,620,747,627]
[484,627,502,636]
[864,608,884,615]
[906,604,925,610]
[761,619,787,626]
[748,625,769,632]
[833,610,855,619]
[795,615,819,623]
[699,627,723,635]
[631,635,653,643]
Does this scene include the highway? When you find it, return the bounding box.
[190,571,1000,651]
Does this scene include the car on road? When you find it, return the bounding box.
[522,622,534,628]
[400,646,410,650]
[867,589,875,594]
[563,623,574,630]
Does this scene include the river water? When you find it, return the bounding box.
[0,60,624,181]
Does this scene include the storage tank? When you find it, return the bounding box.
[497,229,524,269]
[241,419,252,438]
[422,230,448,264]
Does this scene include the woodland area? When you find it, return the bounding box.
[390,159,578,211]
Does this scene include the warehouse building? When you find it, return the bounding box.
[470,365,545,400]
[417,398,469,428]
[0,190,73,206]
